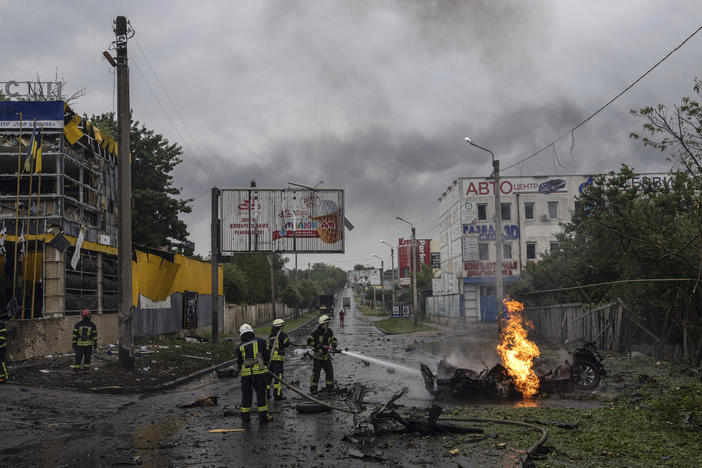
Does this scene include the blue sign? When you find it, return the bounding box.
[0,101,64,129]
[402,305,411,318]
[392,305,400,318]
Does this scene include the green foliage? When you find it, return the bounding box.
[510,165,699,338]
[296,278,319,309]
[222,254,287,304]
[280,284,302,308]
[373,317,436,334]
[510,79,702,363]
[89,113,193,254]
[222,262,247,304]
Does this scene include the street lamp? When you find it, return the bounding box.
[396,216,418,325]
[372,254,384,312]
[464,137,503,332]
[364,264,376,309]
[379,240,395,311]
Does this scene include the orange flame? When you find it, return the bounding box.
[496,298,540,398]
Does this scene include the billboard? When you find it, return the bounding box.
[0,100,64,129]
[220,188,344,254]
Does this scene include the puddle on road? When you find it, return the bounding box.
[133,415,188,466]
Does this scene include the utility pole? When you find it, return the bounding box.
[379,259,384,312]
[268,254,276,319]
[372,253,384,312]
[115,16,134,370]
[493,158,503,332]
[211,187,220,342]
[465,137,502,333]
[381,240,395,311]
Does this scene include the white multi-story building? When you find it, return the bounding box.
[437,173,672,322]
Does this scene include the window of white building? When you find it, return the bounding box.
[548,201,559,219]
[524,202,535,220]
[503,243,512,259]
[477,204,487,220]
[550,241,559,252]
[478,243,489,260]
[526,241,537,260]
[501,202,511,220]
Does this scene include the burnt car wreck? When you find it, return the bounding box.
[420,343,606,400]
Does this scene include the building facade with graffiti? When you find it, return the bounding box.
[435,173,673,322]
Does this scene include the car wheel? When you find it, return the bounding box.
[571,360,601,389]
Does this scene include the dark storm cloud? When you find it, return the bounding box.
[5,1,702,266]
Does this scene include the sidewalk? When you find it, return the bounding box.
[6,313,319,394]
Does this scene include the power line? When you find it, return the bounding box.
[129,47,220,188]
[520,277,697,295]
[503,24,702,172]
[133,37,225,184]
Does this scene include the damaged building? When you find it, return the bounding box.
[0,100,222,360]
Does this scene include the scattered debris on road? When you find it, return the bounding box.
[179,395,219,408]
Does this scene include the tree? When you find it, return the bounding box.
[280,284,303,309]
[223,253,287,304]
[297,279,319,310]
[630,78,702,195]
[90,113,193,255]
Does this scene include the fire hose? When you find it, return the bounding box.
[262,349,547,465]
[264,365,357,414]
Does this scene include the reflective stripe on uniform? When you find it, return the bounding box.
[241,407,252,413]
[240,340,265,376]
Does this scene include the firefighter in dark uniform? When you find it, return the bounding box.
[236,323,272,423]
[307,314,337,394]
[266,318,290,400]
[0,312,8,383]
[72,309,97,375]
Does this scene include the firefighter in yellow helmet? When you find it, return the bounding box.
[266,318,290,400]
[236,324,272,423]
[307,314,337,394]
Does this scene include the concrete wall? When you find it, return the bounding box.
[222,304,301,335]
[6,314,119,361]
[5,303,304,361]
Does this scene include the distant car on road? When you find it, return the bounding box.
[538,179,566,194]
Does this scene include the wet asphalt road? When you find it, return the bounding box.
[1,288,475,467]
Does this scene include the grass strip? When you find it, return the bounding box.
[373,317,436,334]
[253,311,319,336]
[358,304,388,317]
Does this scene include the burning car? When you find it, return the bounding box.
[420,342,606,400]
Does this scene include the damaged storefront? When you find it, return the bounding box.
[0,101,222,360]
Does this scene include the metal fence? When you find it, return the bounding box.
[425,294,463,324]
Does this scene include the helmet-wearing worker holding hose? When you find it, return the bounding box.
[307,315,337,394]
[236,323,272,423]
[267,318,290,400]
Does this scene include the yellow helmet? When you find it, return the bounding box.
[272,319,285,327]
[318,315,331,325]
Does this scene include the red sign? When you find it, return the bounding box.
[398,238,431,279]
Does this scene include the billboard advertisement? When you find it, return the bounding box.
[0,100,64,129]
[220,188,344,254]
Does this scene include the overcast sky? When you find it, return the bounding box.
[3,1,702,271]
